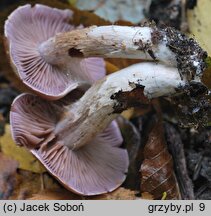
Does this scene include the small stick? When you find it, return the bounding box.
[165,122,195,199]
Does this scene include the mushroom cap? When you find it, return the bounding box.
[4,4,105,100]
[10,93,129,195]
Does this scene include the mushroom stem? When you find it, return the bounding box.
[39,25,176,65]
[55,62,187,150]
[38,25,207,80]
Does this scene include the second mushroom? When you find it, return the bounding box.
[10,60,202,195]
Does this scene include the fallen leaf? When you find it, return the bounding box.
[28,189,81,200]
[105,61,119,74]
[28,187,137,200]
[9,170,78,200]
[187,0,211,88]
[165,122,195,200]
[202,67,211,89]
[141,192,154,200]
[95,187,137,200]
[121,108,135,120]
[0,124,46,173]
[0,153,18,199]
[106,58,142,71]
[187,0,211,55]
[140,120,181,200]
[68,0,77,6]
[10,171,43,200]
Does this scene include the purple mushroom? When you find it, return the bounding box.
[7,3,208,197]
[10,93,129,195]
[10,60,193,195]
[6,4,129,196]
[4,4,105,100]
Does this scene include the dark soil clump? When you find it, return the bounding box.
[164,27,207,80]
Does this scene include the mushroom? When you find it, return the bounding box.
[5,4,128,196]
[10,61,199,195]
[10,92,128,195]
[5,4,207,99]
[38,24,207,80]
[4,4,106,100]
[7,3,207,196]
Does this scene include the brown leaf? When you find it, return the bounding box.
[10,171,43,200]
[141,192,154,200]
[28,189,81,200]
[28,187,137,200]
[202,67,211,89]
[94,188,137,200]
[105,61,119,74]
[10,171,70,200]
[10,167,138,200]
[187,0,211,89]
[106,58,143,71]
[140,120,181,200]
[0,153,18,199]
[164,122,194,200]
[187,0,211,55]
[9,163,137,200]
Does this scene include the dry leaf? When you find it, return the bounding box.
[188,0,211,55]
[0,124,46,173]
[10,170,65,200]
[141,192,154,200]
[105,61,119,74]
[202,67,211,89]
[164,122,194,200]
[28,187,137,200]
[187,0,211,88]
[10,171,43,200]
[95,187,137,200]
[0,153,18,199]
[28,189,81,200]
[106,58,143,71]
[121,108,135,120]
[140,120,181,200]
